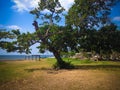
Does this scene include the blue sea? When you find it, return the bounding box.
[0,55,54,60]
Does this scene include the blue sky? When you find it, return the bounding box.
[0,0,120,55]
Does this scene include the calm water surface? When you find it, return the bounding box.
[0,55,54,60]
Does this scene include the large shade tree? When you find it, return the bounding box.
[30,0,76,68]
[96,24,120,60]
[66,0,120,58]
[0,0,75,69]
[78,24,120,60]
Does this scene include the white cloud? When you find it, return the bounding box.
[30,0,40,8]
[0,25,21,30]
[0,24,31,33]
[7,25,22,30]
[12,0,40,12]
[12,0,28,12]
[12,0,74,12]
[59,0,74,11]
[113,16,120,21]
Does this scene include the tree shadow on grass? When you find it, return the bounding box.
[24,67,52,72]
[24,68,60,74]
[74,65,120,70]
[24,64,120,73]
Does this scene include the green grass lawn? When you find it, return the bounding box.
[0,58,120,90]
[64,58,120,70]
[0,59,51,82]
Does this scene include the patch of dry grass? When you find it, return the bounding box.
[0,59,120,90]
[1,69,120,90]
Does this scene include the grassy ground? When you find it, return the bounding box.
[0,58,120,90]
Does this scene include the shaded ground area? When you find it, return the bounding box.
[0,59,120,90]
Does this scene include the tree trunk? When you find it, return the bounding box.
[51,47,74,69]
[52,49,64,65]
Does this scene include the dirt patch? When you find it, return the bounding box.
[0,69,120,90]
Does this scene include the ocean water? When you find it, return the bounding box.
[0,55,54,60]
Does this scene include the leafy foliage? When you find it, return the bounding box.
[78,24,120,60]
[66,0,120,60]
[0,29,39,54]
[66,0,119,29]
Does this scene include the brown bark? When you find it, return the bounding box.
[32,20,65,68]
[51,48,64,65]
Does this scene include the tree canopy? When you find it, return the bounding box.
[78,23,120,60]
[66,0,119,29]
